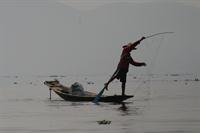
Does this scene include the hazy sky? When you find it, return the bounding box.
[0,0,200,76]
[59,0,200,10]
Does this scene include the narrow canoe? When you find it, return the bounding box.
[44,80,133,103]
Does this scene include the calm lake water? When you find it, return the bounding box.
[0,74,200,133]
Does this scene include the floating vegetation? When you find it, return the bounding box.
[97,120,111,125]
[49,75,66,78]
[87,81,94,85]
[171,74,180,76]
[49,75,59,78]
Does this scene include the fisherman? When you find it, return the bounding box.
[104,37,146,96]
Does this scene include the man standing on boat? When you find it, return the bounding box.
[104,37,146,96]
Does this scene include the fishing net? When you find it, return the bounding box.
[132,34,169,101]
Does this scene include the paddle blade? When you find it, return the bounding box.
[93,87,105,104]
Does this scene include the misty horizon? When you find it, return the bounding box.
[0,1,199,76]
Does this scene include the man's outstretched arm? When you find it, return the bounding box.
[130,57,146,67]
[127,36,146,51]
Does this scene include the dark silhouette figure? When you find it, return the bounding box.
[104,37,146,96]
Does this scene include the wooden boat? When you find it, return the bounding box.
[44,80,133,103]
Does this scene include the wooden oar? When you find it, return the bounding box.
[93,86,106,104]
[93,69,119,104]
